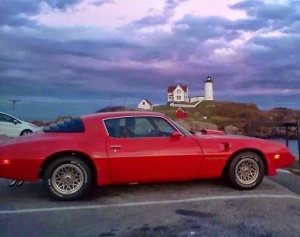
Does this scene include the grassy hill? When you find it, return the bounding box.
[30,100,300,138]
[154,101,265,125]
[153,101,300,138]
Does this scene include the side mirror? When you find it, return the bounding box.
[171,131,182,138]
[13,120,18,125]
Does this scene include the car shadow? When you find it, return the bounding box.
[0,179,226,201]
[0,177,278,203]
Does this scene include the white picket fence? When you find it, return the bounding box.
[169,100,202,108]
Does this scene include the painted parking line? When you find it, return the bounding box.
[1,194,300,215]
[277,169,292,174]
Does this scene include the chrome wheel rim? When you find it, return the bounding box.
[235,158,259,185]
[52,164,84,195]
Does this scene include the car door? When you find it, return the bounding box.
[0,113,20,137]
[104,116,204,183]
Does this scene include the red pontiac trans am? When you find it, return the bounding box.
[0,111,295,200]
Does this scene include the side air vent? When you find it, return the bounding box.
[43,117,85,133]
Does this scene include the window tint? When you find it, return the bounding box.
[134,117,153,135]
[152,118,175,133]
[104,118,124,138]
[104,116,177,138]
[0,113,14,123]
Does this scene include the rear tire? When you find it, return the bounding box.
[43,156,92,201]
[226,151,265,190]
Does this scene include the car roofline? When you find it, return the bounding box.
[81,111,166,119]
[0,111,21,121]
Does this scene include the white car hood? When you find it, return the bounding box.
[22,121,41,131]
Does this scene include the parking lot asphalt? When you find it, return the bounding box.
[1,172,300,237]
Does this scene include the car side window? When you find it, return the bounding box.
[131,117,153,137]
[146,117,177,137]
[120,117,176,138]
[152,117,176,134]
[104,118,124,138]
[104,116,178,138]
[104,117,152,138]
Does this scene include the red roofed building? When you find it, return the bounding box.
[138,99,153,110]
[166,76,214,106]
[167,84,189,103]
[176,108,187,119]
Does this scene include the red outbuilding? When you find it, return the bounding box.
[176,108,187,119]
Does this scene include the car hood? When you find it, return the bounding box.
[22,121,41,130]
[192,132,289,153]
[193,132,278,143]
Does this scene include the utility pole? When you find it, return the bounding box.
[8,99,21,110]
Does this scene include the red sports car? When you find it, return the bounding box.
[0,111,295,200]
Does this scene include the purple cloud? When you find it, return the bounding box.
[1,0,300,120]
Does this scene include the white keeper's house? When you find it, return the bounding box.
[167,76,214,105]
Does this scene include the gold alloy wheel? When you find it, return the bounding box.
[235,158,259,185]
[52,164,84,195]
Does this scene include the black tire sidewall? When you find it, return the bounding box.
[228,152,265,190]
[20,129,32,136]
[43,157,92,200]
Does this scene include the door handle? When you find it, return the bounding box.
[110,145,122,149]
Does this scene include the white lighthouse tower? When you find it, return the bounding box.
[204,75,213,100]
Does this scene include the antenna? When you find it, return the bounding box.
[8,99,21,110]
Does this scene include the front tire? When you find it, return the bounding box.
[20,129,32,136]
[227,152,265,190]
[43,156,92,201]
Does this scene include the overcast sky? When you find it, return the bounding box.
[1,0,300,120]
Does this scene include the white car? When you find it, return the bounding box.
[0,112,41,137]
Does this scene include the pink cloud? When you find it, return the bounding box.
[34,0,166,28]
[171,0,247,22]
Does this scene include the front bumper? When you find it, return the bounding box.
[266,151,295,176]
